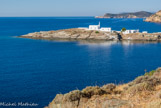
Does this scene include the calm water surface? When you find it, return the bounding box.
[0,17,161,107]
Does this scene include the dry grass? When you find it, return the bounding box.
[46,67,161,108]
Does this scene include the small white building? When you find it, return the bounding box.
[142,31,148,33]
[89,22,100,30]
[79,22,142,34]
[100,27,111,32]
[123,29,139,34]
[88,22,112,32]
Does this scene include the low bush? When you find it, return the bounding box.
[121,28,126,32]
[81,86,105,98]
[64,90,81,101]
[145,70,156,76]
[95,31,99,33]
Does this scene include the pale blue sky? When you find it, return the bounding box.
[0,0,160,16]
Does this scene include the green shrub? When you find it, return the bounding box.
[95,31,99,33]
[81,86,105,98]
[144,70,156,76]
[121,28,126,32]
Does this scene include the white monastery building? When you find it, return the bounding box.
[142,31,148,33]
[88,22,112,32]
[122,29,139,34]
[100,28,111,32]
[79,22,142,34]
[89,22,100,30]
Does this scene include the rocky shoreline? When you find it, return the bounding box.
[19,28,120,41]
[145,10,161,23]
[20,28,161,41]
[45,67,161,108]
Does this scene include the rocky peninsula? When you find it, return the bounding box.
[20,28,161,41]
[20,28,120,41]
[95,11,152,18]
[45,67,161,108]
[145,10,161,23]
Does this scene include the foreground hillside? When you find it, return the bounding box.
[145,10,161,23]
[95,11,152,18]
[45,67,161,108]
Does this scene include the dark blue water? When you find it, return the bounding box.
[0,17,161,107]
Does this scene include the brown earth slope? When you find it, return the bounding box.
[45,67,161,108]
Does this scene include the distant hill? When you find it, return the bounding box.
[95,11,153,18]
[145,10,161,23]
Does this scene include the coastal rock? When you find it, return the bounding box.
[52,31,72,39]
[20,28,161,41]
[121,33,161,41]
[88,32,107,40]
[45,67,161,108]
[145,10,161,23]
[20,28,120,41]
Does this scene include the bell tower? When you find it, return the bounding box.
[98,21,100,28]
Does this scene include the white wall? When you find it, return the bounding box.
[100,28,111,32]
[142,31,148,33]
[123,30,139,34]
[89,25,100,30]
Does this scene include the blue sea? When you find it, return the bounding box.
[0,17,161,107]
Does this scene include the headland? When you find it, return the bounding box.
[19,28,161,41]
[145,10,161,23]
[95,11,153,19]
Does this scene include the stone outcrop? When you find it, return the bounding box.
[21,28,119,41]
[145,10,161,23]
[121,32,161,41]
[45,68,161,108]
[20,28,161,41]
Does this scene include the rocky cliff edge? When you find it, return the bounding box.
[45,67,161,108]
[145,10,161,23]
